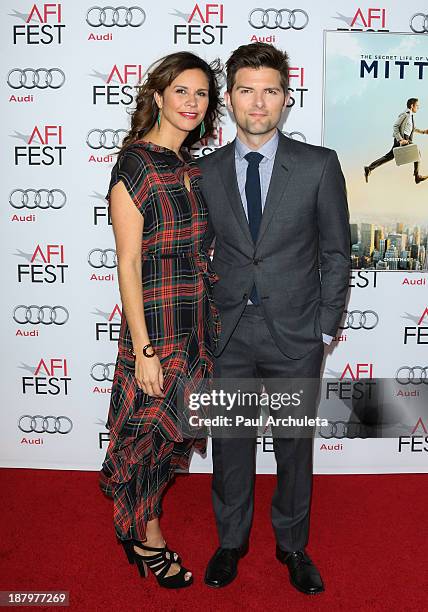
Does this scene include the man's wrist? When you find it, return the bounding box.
[322,333,333,345]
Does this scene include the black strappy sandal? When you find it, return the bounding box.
[120,541,192,589]
[120,539,181,566]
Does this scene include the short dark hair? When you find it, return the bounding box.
[407,98,418,109]
[226,42,289,93]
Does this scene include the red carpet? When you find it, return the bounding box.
[0,469,426,611]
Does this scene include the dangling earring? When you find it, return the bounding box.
[199,120,205,138]
[157,110,161,129]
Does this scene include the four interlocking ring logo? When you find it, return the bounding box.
[7,68,66,90]
[91,363,116,382]
[86,129,127,149]
[409,13,428,33]
[86,6,146,27]
[18,415,73,434]
[395,366,428,385]
[9,189,67,209]
[87,248,117,268]
[248,8,309,30]
[340,310,379,330]
[13,305,69,325]
[319,421,367,439]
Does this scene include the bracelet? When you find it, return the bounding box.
[131,343,156,358]
[143,343,156,358]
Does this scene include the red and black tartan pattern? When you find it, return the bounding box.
[99,141,219,542]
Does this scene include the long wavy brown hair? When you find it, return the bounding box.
[120,52,223,152]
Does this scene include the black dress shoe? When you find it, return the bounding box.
[276,546,324,595]
[205,545,247,588]
[415,174,428,184]
[364,166,371,183]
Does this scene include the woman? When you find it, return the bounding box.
[99,52,222,588]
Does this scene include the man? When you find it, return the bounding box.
[197,43,350,594]
[364,98,428,184]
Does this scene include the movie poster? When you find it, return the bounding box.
[323,31,428,271]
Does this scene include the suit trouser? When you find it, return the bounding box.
[368,137,419,175]
[211,304,324,552]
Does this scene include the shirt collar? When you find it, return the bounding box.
[235,129,279,161]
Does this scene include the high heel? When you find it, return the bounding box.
[121,539,136,565]
[132,542,193,589]
[120,539,181,565]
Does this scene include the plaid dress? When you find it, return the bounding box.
[99,140,220,542]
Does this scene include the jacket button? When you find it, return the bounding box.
[253,258,259,265]
[243,293,248,300]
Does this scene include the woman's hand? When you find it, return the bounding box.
[135,353,165,398]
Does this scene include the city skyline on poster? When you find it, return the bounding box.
[323,31,428,271]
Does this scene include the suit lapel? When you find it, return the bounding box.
[216,140,254,247]
[256,133,296,248]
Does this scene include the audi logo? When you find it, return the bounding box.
[9,189,66,210]
[7,68,65,90]
[88,248,117,268]
[248,8,309,30]
[340,310,379,330]
[395,366,428,385]
[284,130,307,143]
[18,415,73,434]
[13,305,69,326]
[410,13,428,33]
[86,6,146,27]
[319,421,367,439]
[91,363,115,382]
[86,129,127,150]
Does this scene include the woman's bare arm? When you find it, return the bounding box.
[110,180,164,397]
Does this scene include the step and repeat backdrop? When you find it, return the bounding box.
[1,1,427,474]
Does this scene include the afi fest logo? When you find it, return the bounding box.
[403,308,428,344]
[398,417,428,453]
[13,125,65,165]
[21,358,71,395]
[172,3,227,44]
[349,270,378,289]
[92,192,111,226]
[287,66,307,109]
[333,7,388,31]
[325,363,376,400]
[12,3,65,44]
[17,244,67,283]
[93,304,122,341]
[91,64,144,106]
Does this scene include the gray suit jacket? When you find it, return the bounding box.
[197,130,351,359]
[393,111,412,141]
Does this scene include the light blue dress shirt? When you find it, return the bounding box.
[235,130,278,218]
[234,130,332,345]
